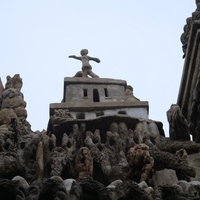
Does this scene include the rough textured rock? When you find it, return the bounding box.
[187,152,200,181]
[150,146,196,180]
[150,169,178,186]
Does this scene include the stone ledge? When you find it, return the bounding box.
[50,101,149,115]
[64,77,127,85]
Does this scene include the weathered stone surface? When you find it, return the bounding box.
[14,107,27,118]
[187,152,200,181]
[125,85,140,102]
[127,144,154,183]
[0,108,17,125]
[1,94,24,109]
[167,104,190,141]
[0,152,25,178]
[157,136,200,154]
[150,146,196,180]
[150,169,178,186]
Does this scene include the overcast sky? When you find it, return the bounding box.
[0,1,196,135]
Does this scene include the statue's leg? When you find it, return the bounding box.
[88,70,99,78]
[74,71,83,77]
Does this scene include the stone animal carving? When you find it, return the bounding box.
[150,146,196,180]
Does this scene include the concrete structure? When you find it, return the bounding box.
[50,77,149,120]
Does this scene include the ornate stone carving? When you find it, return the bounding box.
[0,73,198,199]
[127,144,154,183]
[124,85,140,102]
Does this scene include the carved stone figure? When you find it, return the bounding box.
[69,49,100,78]
[167,104,190,141]
[0,69,199,200]
[127,144,154,183]
[124,85,140,102]
[12,74,23,91]
[150,146,196,180]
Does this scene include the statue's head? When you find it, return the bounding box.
[80,49,88,56]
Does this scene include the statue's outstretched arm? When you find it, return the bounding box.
[88,56,100,63]
[68,55,82,61]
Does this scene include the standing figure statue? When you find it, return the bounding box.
[69,49,100,78]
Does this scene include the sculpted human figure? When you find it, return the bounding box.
[69,49,100,78]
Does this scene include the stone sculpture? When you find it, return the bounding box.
[0,71,198,200]
[167,104,190,141]
[127,144,154,183]
[69,49,100,78]
[124,85,140,102]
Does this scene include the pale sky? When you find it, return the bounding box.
[0,1,196,135]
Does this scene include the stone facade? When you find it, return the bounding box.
[50,77,149,120]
